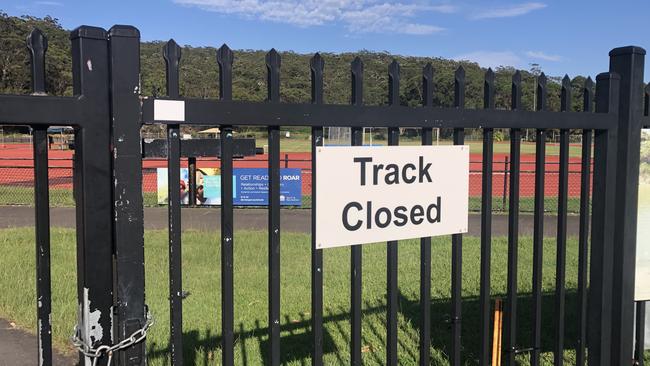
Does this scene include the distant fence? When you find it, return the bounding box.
[0,156,590,213]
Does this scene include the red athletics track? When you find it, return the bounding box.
[0,143,588,197]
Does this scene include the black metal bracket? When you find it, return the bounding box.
[142,138,257,158]
[124,319,144,365]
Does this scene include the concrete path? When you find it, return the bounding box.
[0,318,75,366]
[0,206,583,237]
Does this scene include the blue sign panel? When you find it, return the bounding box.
[234,168,302,206]
[202,175,220,198]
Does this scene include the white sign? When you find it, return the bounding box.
[316,146,469,249]
[636,130,650,349]
[636,129,650,301]
[154,99,185,122]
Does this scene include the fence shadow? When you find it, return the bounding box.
[144,289,583,365]
[399,290,583,364]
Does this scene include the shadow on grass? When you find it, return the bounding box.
[145,290,586,365]
[401,290,584,364]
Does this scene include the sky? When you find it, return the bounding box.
[3,0,650,79]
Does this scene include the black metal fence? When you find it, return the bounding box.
[0,24,648,366]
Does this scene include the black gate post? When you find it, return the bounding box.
[576,77,594,366]
[162,39,184,366]
[217,43,235,366]
[608,46,646,366]
[420,63,434,366]
[309,52,325,366]
[349,56,364,366]
[108,25,147,366]
[588,72,620,366]
[449,67,467,366]
[27,28,53,366]
[266,49,282,366]
[70,26,115,366]
[386,59,400,366]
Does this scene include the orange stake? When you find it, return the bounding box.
[497,299,503,366]
[491,298,503,366]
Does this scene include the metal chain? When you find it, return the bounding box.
[71,311,153,366]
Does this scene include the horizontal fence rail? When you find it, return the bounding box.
[141,97,619,130]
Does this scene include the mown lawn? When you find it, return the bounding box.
[0,185,158,207]
[259,135,586,157]
[0,186,579,215]
[293,196,582,214]
[0,228,646,365]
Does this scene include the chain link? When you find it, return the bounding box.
[71,311,153,366]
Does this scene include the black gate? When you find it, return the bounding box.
[0,24,648,366]
[0,27,118,365]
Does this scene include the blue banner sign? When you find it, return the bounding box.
[157,167,302,206]
[234,168,302,206]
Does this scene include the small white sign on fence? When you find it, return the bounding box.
[315,146,469,249]
[153,99,185,122]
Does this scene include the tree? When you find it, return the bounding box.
[0,13,591,137]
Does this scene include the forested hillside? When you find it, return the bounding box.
[1,13,592,134]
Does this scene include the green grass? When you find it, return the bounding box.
[1,228,645,365]
[0,185,76,207]
[257,134,585,157]
[0,186,158,207]
[395,139,583,157]
[298,196,581,214]
[469,196,583,213]
[0,186,579,214]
